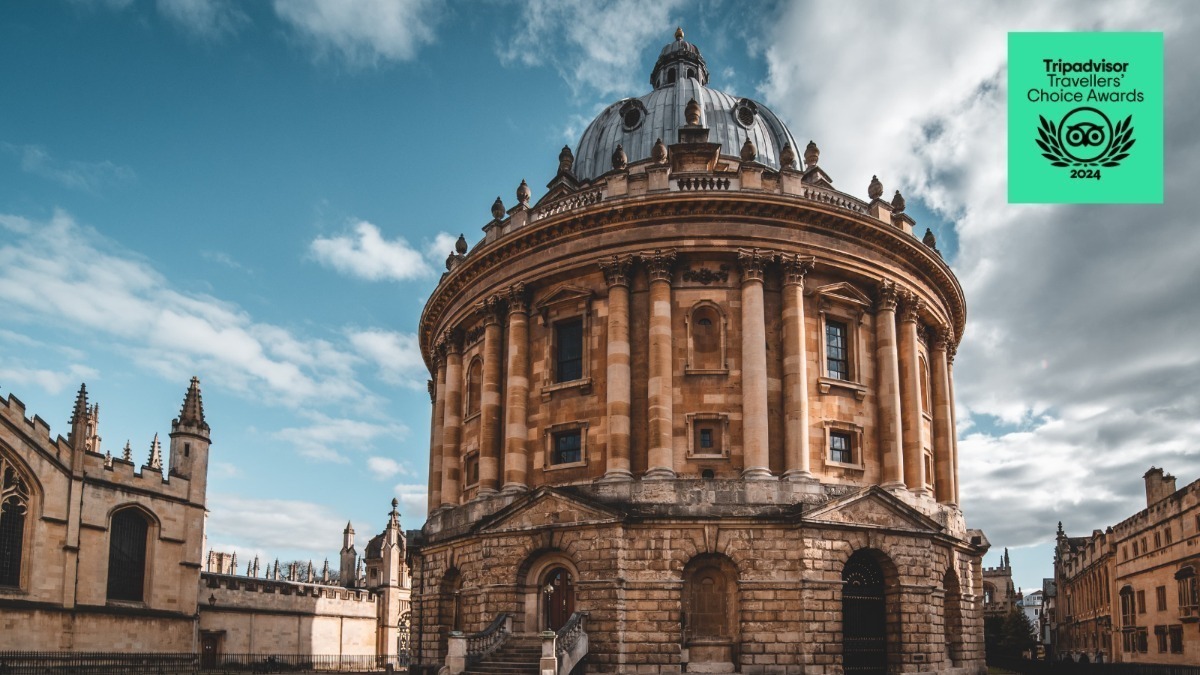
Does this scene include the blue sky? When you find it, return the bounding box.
[2,1,1197,593]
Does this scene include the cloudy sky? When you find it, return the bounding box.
[1,0,1195,591]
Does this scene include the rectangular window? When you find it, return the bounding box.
[1155,532,1162,548]
[555,319,584,383]
[830,431,852,464]
[1142,537,1148,553]
[551,430,582,465]
[464,453,479,486]
[1165,528,1172,544]
[1124,546,1129,560]
[1138,589,1147,614]
[1157,586,1167,611]
[1169,625,1184,653]
[825,320,850,380]
[700,428,713,450]
[1155,625,1168,652]
[1137,627,1148,653]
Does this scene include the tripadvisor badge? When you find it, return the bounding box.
[1036,107,1135,179]
[1008,33,1162,204]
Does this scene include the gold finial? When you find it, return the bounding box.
[675,27,684,41]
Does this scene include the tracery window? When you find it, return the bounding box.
[0,456,30,588]
[107,508,150,602]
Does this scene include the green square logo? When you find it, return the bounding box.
[1008,32,1163,204]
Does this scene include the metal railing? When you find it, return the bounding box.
[990,657,1200,675]
[0,652,407,675]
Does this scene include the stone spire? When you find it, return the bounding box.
[146,433,163,472]
[68,383,89,451]
[176,376,208,433]
[122,440,133,462]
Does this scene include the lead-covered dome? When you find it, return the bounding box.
[573,29,799,181]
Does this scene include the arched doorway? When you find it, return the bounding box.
[943,567,963,667]
[683,554,739,671]
[842,550,887,674]
[541,566,575,631]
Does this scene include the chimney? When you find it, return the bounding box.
[1144,467,1177,507]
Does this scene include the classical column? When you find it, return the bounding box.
[644,249,677,480]
[947,342,960,505]
[738,248,772,480]
[781,255,815,480]
[502,283,530,493]
[875,281,905,489]
[898,292,927,494]
[476,295,505,496]
[931,328,956,505]
[600,255,634,482]
[440,330,464,507]
[427,345,446,512]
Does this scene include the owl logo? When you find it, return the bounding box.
[1036,106,1135,168]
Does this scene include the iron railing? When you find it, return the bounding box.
[990,657,1200,675]
[0,652,408,675]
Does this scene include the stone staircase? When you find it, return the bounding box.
[461,634,543,675]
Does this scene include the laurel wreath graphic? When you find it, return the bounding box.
[1037,114,1135,168]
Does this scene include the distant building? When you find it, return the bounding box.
[1053,467,1200,665]
[983,548,1019,618]
[0,382,410,663]
[1041,578,1057,659]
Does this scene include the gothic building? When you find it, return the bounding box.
[982,549,1019,618]
[410,31,987,675]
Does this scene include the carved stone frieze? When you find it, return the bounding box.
[681,265,730,285]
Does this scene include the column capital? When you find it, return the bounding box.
[780,254,816,287]
[737,248,771,283]
[898,291,924,324]
[947,341,958,365]
[932,327,954,352]
[642,249,677,284]
[441,328,464,355]
[506,282,529,314]
[875,279,900,312]
[427,379,436,403]
[599,254,635,288]
[475,295,506,326]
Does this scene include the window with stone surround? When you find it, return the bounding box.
[107,507,151,602]
[824,421,865,469]
[555,319,583,383]
[814,282,871,400]
[1169,624,1184,653]
[1157,586,1167,611]
[1120,586,1136,627]
[0,454,31,589]
[535,285,594,399]
[1155,625,1168,652]
[544,421,588,470]
[685,413,729,460]
[1138,589,1147,614]
[463,451,479,487]
[1176,566,1198,618]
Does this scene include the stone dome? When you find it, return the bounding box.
[572,30,799,181]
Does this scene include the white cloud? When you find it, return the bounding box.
[367,456,413,479]
[425,231,458,267]
[273,411,409,463]
[0,209,369,408]
[0,362,98,395]
[759,1,1200,549]
[347,329,426,388]
[393,481,427,524]
[156,0,246,38]
[272,0,439,67]
[4,143,135,194]
[207,493,350,554]
[310,220,435,282]
[499,0,688,98]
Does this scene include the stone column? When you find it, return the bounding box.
[875,281,905,489]
[440,330,464,507]
[931,329,956,505]
[644,249,677,480]
[739,248,772,480]
[427,347,446,512]
[476,296,504,496]
[898,292,927,494]
[600,255,634,482]
[781,255,815,480]
[502,283,530,493]
[948,343,960,505]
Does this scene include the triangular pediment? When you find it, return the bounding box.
[475,487,623,535]
[534,284,593,313]
[813,281,872,309]
[803,486,943,533]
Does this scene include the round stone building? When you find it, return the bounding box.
[410,30,987,675]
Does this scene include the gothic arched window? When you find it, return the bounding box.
[0,455,31,588]
[107,507,151,602]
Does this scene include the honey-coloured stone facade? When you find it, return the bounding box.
[410,32,987,675]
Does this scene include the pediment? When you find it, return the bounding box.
[534,284,593,324]
[475,487,622,535]
[813,281,872,309]
[803,486,943,533]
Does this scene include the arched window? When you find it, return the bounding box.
[464,358,482,418]
[842,550,888,674]
[107,507,151,602]
[666,69,677,85]
[682,554,739,668]
[919,355,931,412]
[983,582,996,605]
[1119,585,1136,627]
[0,455,31,588]
[686,302,726,373]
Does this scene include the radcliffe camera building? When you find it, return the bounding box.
[411,31,988,675]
